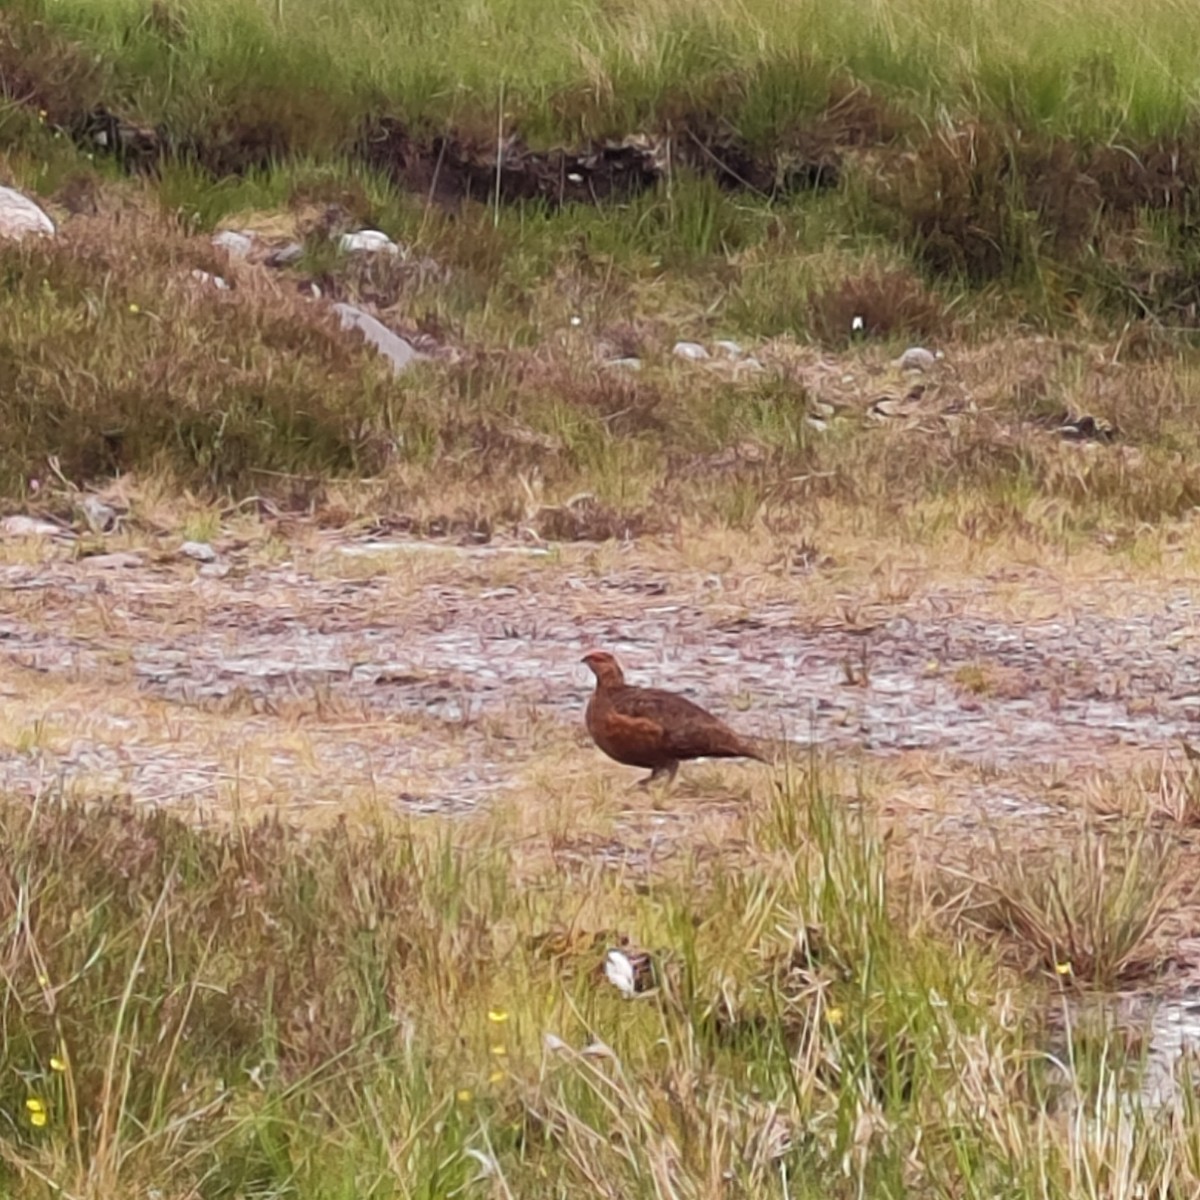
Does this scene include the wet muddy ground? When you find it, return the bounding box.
[0,533,1196,815]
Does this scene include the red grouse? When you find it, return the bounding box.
[582,649,768,785]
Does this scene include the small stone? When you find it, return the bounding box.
[81,551,143,570]
[80,496,118,533]
[333,303,428,375]
[211,230,254,258]
[0,187,55,242]
[339,229,400,255]
[190,269,230,290]
[604,357,642,371]
[673,341,710,361]
[265,242,304,268]
[896,346,938,372]
[714,339,744,359]
[179,540,218,563]
[1,515,64,538]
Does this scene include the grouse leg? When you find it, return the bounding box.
[638,760,680,788]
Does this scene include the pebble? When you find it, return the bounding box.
[80,551,143,570]
[211,230,254,258]
[333,303,427,375]
[714,339,744,359]
[190,269,230,290]
[896,346,938,372]
[673,341,710,361]
[339,229,400,255]
[265,242,304,268]
[0,186,55,242]
[604,357,642,372]
[179,540,218,563]
[80,496,118,533]
[1,515,64,538]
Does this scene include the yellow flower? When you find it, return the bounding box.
[487,1008,509,1024]
[1055,962,1072,976]
[25,1098,44,1113]
[29,1110,47,1128]
[49,1056,66,1073]
[456,1089,473,1103]
[826,1007,844,1027]
[26,1098,47,1126]
[36,974,49,988]
[490,1044,508,1057]
[128,303,140,314]
[489,1069,506,1084]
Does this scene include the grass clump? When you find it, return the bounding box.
[0,215,399,496]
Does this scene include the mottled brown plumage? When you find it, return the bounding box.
[582,649,768,785]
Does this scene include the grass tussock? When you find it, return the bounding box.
[962,818,1182,988]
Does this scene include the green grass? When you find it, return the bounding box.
[10,0,1200,143]
[0,768,1189,1198]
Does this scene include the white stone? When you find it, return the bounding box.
[80,496,118,533]
[211,230,253,258]
[604,357,642,371]
[265,242,303,267]
[190,269,230,290]
[896,346,937,372]
[1,515,63,538]
[672,341,710,361]
[0,187,54,241]
[604,949,638,997]
[715,339,744,358]
[179,540,218,562]
[339,229,400,255]
[333,303,427,375]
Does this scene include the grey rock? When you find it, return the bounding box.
[1,515,65,538]
[0,187,54,241]
[81,551,143,570]
[673,341,710,361]
[333,303,428,375]
[265,242,304,268]
[212,230,254,258]
[179,540,218,563]
[604,357,642,372]
[896,346,938,372]
[339,229,400,255]
[80,496,119,533]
